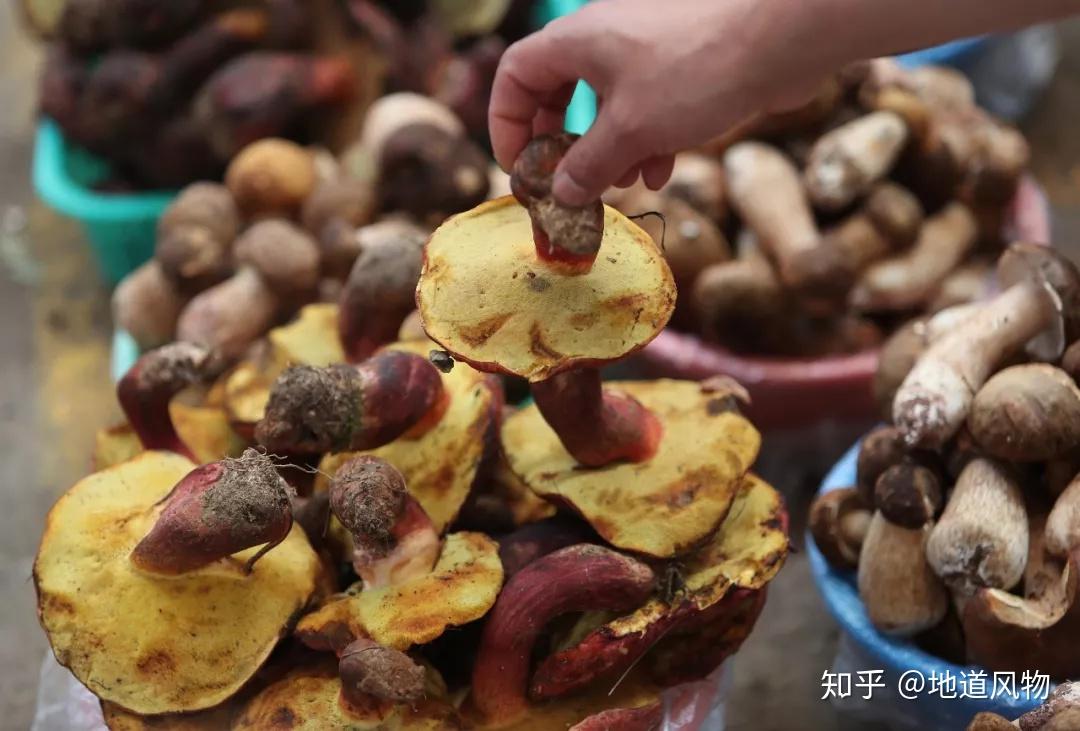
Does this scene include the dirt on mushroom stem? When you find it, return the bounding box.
[339,638,426,705]
[130,448,295,575]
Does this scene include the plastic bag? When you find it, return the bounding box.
[33,652,728,730]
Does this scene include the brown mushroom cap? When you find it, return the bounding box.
[998,243,1080,360]
[501,380,760,557]
[417,197,675,382]
[34,452,320,715]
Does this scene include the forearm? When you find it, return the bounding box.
[800,0,1080,68]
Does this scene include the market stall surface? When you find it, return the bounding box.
[4,7,1080,729]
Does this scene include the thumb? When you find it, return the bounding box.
[552,108,640,207]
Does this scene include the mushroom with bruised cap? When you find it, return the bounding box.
[893,243,1080,449]
[116,341,215,461]
[255,349,445,454]
[34,449,320,714]
[328,455,440,589]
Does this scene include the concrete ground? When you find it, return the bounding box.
[2,9,1080,731]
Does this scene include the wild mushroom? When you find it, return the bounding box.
[1018,682,1080,730]
[34,450,320,714]
[527,475,787,703]
[850,201,977,311]
[327,456,441,589]
[723,141,853,305]
[293,481,498,652]
[337,218,428,362]
[858,507,948,636]
[809,487,871,569]
[927,458,1028,595]
[316,340,501,534]
[961,547,1080,679]
[1046,473,1080,559]
[255,348,445,455]
[470,544,657,725]
[232,657,460,729]
[112,260,190,351]
[155,182,239,292]
[894,243,1080,449]
[969,364,1080,462]
[872,301,981,417]
[116,342,214,460]
[418,136,764,558]
[804,110,909,211]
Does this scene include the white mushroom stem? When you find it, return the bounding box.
[724,142,845,297]
[850,202,977,312]
[926,458,1028,596]
[804,111,909,211]
[893,279,1058,449]
[857,511,948,636]
[1047,474,1080,559]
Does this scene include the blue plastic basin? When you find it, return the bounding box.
[807,441,1045,729]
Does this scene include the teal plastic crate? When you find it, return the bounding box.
[33,118,176,286]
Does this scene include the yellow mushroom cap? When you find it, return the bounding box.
[35,451,320,715]
[233,661,460,730]
[501,380,761,557]
[417,197,676,382]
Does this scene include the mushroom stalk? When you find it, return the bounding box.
[511,133,604,275]
[130,449,294,575]
[893,278,1057,448]
[255,350,445,454]
[857,511,948,636]
[471,544,655,725]
[926,458,1028,595]
[531,368,662,467]
[328,456,440,589]
[116,342,211,460]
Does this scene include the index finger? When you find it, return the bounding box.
[488,31,586,171]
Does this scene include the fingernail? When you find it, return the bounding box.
[552,170,588,208]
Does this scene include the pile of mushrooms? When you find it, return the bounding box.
[113,88,498,361]
[811,241,1080,678]
[606,58,1030,358]
[37,133,789,728]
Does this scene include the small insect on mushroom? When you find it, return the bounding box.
[429,349,454,373]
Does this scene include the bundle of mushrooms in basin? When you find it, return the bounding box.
[810,240,1080,680]
[35,133,789,728]
[607,57,1030,358]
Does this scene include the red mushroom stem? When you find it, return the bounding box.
[328,456,440,589]
[511,133,604,276]
[532,368,662,467]
[255,350,445,454]
[470,544,656,725]
[130,449,294,575]
[116,342,211,460]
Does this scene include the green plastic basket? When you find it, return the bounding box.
[32,118,177,286]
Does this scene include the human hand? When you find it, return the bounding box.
[488,0,841,207]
